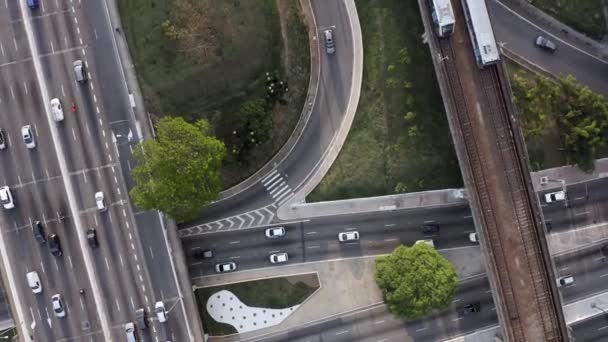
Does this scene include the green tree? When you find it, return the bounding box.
[375,244,458,320]
[130,117,225,223]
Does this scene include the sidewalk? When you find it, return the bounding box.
[278,188,467,220]
[496,0,608,62]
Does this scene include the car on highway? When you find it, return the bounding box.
[557,275,574,287]
[421,224,440,235]
[194,248,213,259]
[0,129,6,150]
[544,190,566,203]
[48,234,62,256]
[95,191,106,211]
[32,221,46,243]
[26,271,42,294]
[0,186,15,209]
[338,231,359,242]
[73,60,88,83]
[125,322,138,342]
[215,262,237,273]
[21,125,35,149]
[135,308,148,329]
[51,294,66,318]
[469,232,478,243]
[269,252,288,264]
[155,301,167,323]
[27,0,39,9]
[50,98,64,122]
[415,239,435,248]
[461,302,481,315]
[324,29,336,54]
[265,226,286,238]
[535,35,557,52]
[87,228,98,248]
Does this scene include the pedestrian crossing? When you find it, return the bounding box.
[261,169,294,206]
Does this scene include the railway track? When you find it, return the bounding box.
[436,36,561,340]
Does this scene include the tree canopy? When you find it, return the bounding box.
[130,117,225,223]
[375,244,458,320]
[512,73,608,171]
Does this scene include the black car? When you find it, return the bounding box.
[135,308,148,329]
[32,221,46,243]
[461,302,481,315]
[421,224,440,235]
[48,234,62,256]
[194,249,213,260]
[87,228,98,248]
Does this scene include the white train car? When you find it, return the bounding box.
[430,0,455,38]
[460,0,500,66]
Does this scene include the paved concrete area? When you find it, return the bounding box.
[548,221,608,256]
[197,246,485,340]
[443,325,502,342]
[531,157,608,191]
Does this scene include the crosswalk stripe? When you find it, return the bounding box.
[274,188,291,201]
[265,176,283,191]
[262,172,280,186]
[278,193,293,206]
[273,185,290,199]
[261,169,278,183]
[270,182,288,196]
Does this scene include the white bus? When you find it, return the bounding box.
[431,0,455,37]
[461,0,500,66]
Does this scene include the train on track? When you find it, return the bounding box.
[460,0,500,67]
[430,0,455,37]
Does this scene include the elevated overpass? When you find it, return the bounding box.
[418,0,570,340]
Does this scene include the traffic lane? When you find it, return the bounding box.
[557,251,608,303]
[30,4,79,59]
[3,11,31,62]
[80,0,137,126]
[283,0,354,193]
[0,184,103,340]
[571,314,608,341]
[488,0,608,96]
[135,211,178,299]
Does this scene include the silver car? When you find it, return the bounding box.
[73,60,88,83]
[21,125,35,149]
[51,294,66,318]
[324,29,336,54]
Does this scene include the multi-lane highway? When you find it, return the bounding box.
[184,177,608,276]
[0,1,192,341]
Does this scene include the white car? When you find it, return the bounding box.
[50,98,64,122]
[557,275,574,287]
[269,252,288,264]
[544,191,565,203]
[26,271,42,294]
[0,186,14,209]
[415,239,435,248]
[155,301,167,323]
[338,231,359,242]
[469,232,478,243]
[265,226,285,238]
[21,125,35,149]
[95,191,106,211]
[215,262,236,273]
[51,294,66,318]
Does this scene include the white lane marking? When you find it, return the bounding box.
[53,258,58,271]
[306,231,317,235]
[105,257,110,271]
[384,223,396,227]
[40,261,45,274]
[72,128,76,141]
[384,238,398,242]
[13,37,18,52]
[307,245,320,249]
[119,254,124,267]
[60,84,65,97]
[0,43,4,56]
[50,41,54,54]
[115,299,121,312]
[10,86,14,99]
[345,227,357,231]
[463,215,472,219]
[416,327,428,332]
[68,255,73,268]
[374,320,385,325]
[23,81,28,95]
[452,317,463,322]
[149,247,154,259]
[335,330,349,336]
[80,297,85,311]
[575,211,589,216]
[93,29,98,40]
[598,325,608,331]
[229,256,241,260]
[230,241,240,245]
[129,296,134,310]
[423,220,435,223]
[599,273,608,278]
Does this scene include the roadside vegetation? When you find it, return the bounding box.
[530,0,606,40]
[119,0,310,188]
[375,244,458,319]
[195,274,319,336]
[130,117,224,223]
[308,0,462,202]
[508,61,608,171]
